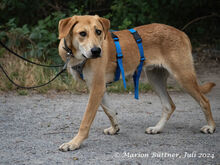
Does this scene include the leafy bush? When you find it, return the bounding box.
[0,1,86,64]
[107,0,220,46]
[0,0,219,92]
[0,0,219,65]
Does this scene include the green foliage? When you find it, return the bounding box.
[17,90,28,96]
[0,0,219,65]
[106,0,149,30]
[0,1,86,64]
[0,0,219,93]
[25,12,66,63]
[107,0,220,46]
[0,12,66,64]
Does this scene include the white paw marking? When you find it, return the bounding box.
[103,126,120,135]
[200,125,216,134]
[145,126,161,134]
[59,142,80,152]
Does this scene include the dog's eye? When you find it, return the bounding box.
[96,29,102,35]
[79,31,87,37]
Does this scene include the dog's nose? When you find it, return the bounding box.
[91,47,101,58]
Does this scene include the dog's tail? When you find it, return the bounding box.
[199,82,216,94]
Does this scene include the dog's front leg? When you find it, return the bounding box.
[59,78,105,152]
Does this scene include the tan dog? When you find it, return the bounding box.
[58,15,216,152]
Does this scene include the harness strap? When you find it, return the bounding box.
[128,29,145,99]
[72,60,87,79]
[111,32,126,89]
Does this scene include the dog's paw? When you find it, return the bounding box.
[103,126,120,135]
[200,125,216,134]
[145,127,161,134]
[59,142,80,152]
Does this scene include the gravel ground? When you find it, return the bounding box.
[0,65,220,165]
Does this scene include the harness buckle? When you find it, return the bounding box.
[140,57,145,61]
[129,30,142,43]
[111,32,119,41]
[113,37,119,41]
[136,38,142,43]
[117,53,123,58]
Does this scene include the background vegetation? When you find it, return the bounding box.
[0,0,219,93]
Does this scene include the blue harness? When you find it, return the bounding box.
[111,28,145,99]
[111,32,127,88]
[70,29,145,99]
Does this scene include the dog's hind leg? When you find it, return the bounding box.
[145,67,176,134]
[101,93,120,135]
[171,68,216,134]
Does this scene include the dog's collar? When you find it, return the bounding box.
[63,38,74,58]
[63,38,87,79]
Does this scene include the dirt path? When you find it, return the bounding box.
[0,63,220,165]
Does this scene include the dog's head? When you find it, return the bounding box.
[58,15,110,60]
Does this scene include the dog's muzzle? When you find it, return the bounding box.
[91,47,101,58]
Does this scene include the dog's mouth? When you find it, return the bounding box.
[82,54,101,59]
[82,54,87,59]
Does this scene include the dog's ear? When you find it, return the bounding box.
[98,17,110,40]
[58,16,78,39]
